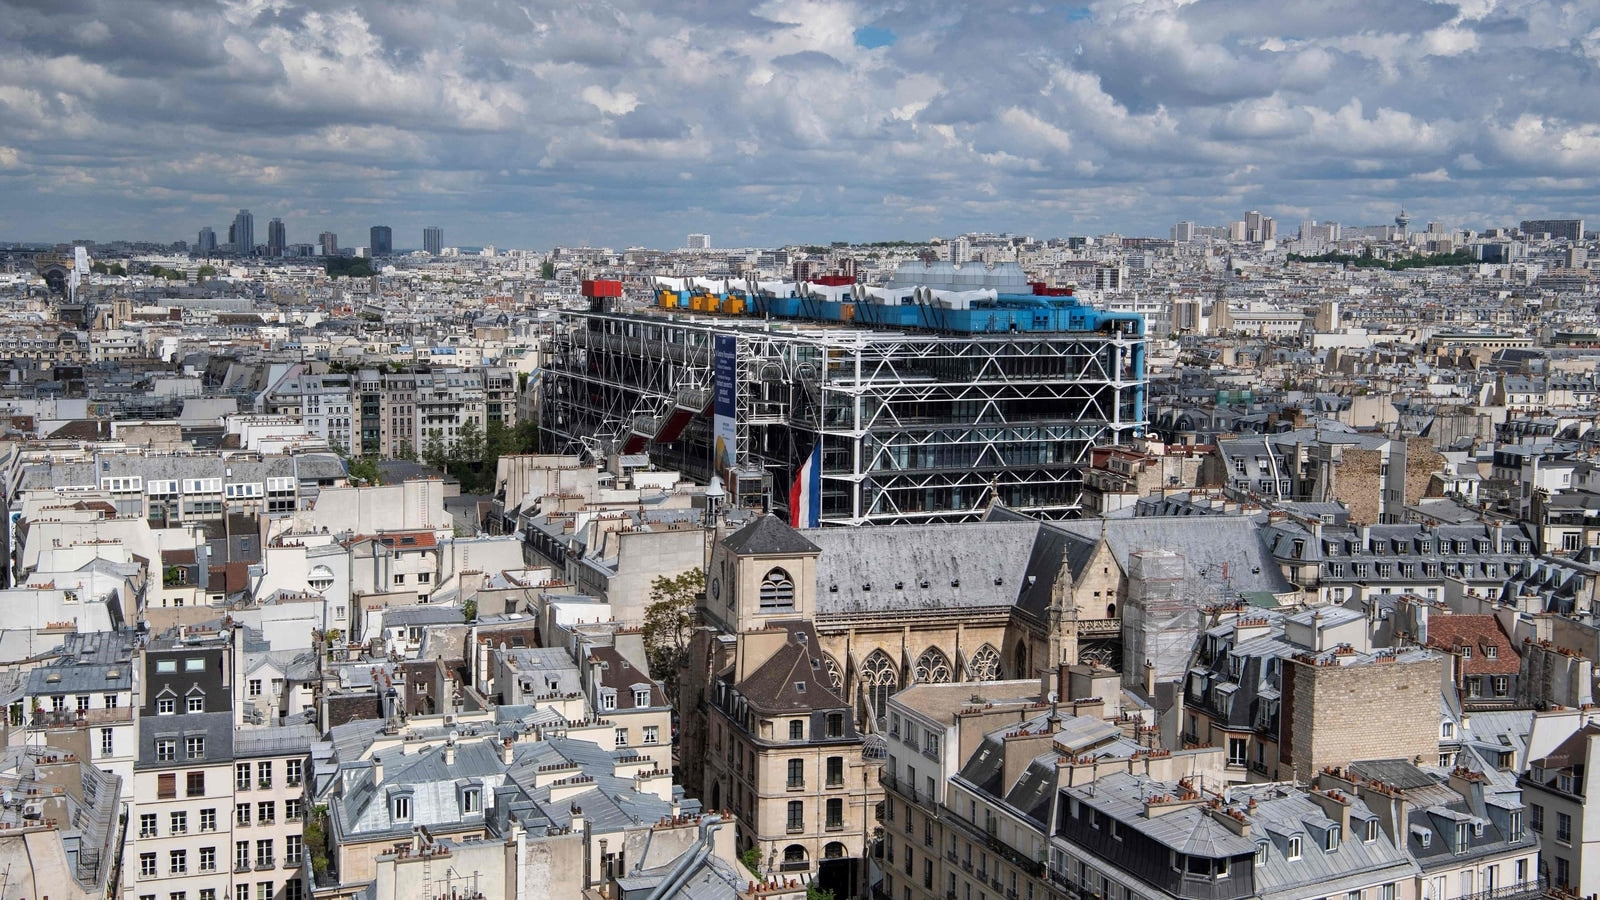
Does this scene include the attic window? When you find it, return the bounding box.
[950,579,960,588]
[106,670,120,679]
[894,581,904,590]
[862,583,871,592]
[993,577,1003,586]
[794,682,807,693]
[919,580,929,589]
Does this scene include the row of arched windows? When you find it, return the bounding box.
[851,644,1009,716]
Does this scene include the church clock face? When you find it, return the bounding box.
[710,577,721,601]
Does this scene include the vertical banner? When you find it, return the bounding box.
[789,442,822,528]
[712,334,737,482]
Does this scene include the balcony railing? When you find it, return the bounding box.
[1458,879,1546,900]
[30,707,132,728]
[881,770,939,810]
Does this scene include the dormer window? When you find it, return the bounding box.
[1255,842,1268,866]
[1324,824,1340,852]
[460,785,481,814]
[391,794,412,822]
[1365,819,1380,842]
[601,691,617,711]
[634,689,650,707]
[1286,835,1302,860]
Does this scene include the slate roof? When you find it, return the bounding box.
[803,521,1038,616]
[136,711,235,770]
[1013,523,1098,621]
[1053,515,1294,594]
[730,625,848,715]
[720,514,820,556]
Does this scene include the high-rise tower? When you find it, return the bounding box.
[232,209,255,256]
[266,218,287,257]
[423,225,443,256]
[370,225,393,256]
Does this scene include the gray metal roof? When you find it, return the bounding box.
[804,521,1038,616]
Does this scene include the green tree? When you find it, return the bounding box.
[90,261,108,274]
[539,260,556,279]
[512,419,539,453]
[196,264,218,278]
[463,597,478,622]
[422,430,449,470]
[641,568,703,703]
[107,262,125,276]
[740,847,762,876]
[305,804,332,874]
[445,418,489,491]
[346,456,380,486]
[806,887,836,900]
[453,418,485,462]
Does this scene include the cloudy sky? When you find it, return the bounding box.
[2,0,1598,249]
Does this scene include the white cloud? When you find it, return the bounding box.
[580,86,640,116]
[0,0,1595,244]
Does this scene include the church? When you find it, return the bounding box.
[676,510,1290,893]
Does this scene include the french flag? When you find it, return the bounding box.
[789,443,821,528]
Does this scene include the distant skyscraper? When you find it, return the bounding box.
[232,209,255,256]
[686,233,710,250]
[423,225,443,256]
[196,226,217,254]
[319,232,339,256]
[266,218,287,257]
[1171,221,1195,243]
[1519,218,1584,241]
[370,225,393,256]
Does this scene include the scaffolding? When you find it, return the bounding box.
[542,306,1147,525]
[1121,549,1212,688]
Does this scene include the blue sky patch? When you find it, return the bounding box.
[854,26,896,49]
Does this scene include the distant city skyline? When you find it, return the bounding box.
[1,2,1598,248]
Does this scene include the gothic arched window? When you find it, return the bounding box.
[823,654,843,694]
[914,647,952,684]
[968,644,1001,682]
[861,650,898,718]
